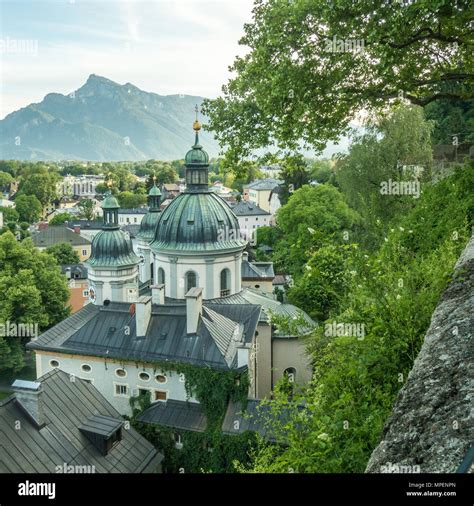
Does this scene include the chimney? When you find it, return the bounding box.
[74,225,81,234]
[65,267,71,279]
[135,296,152,337]
[12,380,45,428]
[151,284,165,305]
[38,221,49,231]
[242,251,249,262]
[185,287,203,335]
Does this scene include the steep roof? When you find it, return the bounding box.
[244,178,282,191]
[0,369,161,473]
[61,263,88,279]
[27,300,261,370]
[138,400,207,433]
[31,226,91,248]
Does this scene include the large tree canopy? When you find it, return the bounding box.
[203,0,472,158]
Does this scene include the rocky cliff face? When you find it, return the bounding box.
[366,235,473,473]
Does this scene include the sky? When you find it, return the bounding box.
[0,0,255,119]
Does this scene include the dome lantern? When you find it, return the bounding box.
[184,106,210,192]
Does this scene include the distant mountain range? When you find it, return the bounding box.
[0,74,222,161]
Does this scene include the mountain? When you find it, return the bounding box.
[0,75,222,161]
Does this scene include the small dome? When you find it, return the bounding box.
[87,229,139,268]
[150,192,245,253]
[185,144,209,166]
[102,192,119,209]
[149,185,161,197]
[137,210,161,242]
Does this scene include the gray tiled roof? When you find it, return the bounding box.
[222,400,275,439]
[241,261,275,280]
[61,263,88,279]
[231,201,271,216]
[27,300,260,370]
[243,179,282,191]
[32,226,91,248]
[138,400,207,432]
[0,369,162,473]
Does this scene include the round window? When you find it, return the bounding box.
[50,360,59,368]
[81,364,92,373]
[155,374,167,383]
[139,372,150,381]
[115,368,127,377]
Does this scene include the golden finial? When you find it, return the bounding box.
[152,174,157,183]
[106,173,113,188]
[193,104,201,131]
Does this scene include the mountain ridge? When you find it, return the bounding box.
[0,75,222,161]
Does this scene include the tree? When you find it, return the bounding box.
[203,0,472,160]
[117,192,147,209]
[18,171,59,206]
[0,171,13,189]
[278,154,310,205]
[50,213,73,226]
[310,159,334,184]
[336,104,433,247]
[273,184,356,276]
[78,199,95,220]
[0,232,70,372]
[0,206,19,224]
[46,243,80,265]
[14,194,43,224]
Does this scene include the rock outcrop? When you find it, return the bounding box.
[366,235,474,473]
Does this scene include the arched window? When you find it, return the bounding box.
[158,267,165,285]
[220,269,231,297]
[185,271,197,292]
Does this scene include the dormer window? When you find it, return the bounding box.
[79,414,123,456]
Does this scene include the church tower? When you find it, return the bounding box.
[86,186,140,304]
[150,109,246,299]
[137,178,162,284]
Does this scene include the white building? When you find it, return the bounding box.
[244,178,281,213]
[231,201,272,242]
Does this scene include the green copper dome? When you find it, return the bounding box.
[150,192,245,253]
[185,142,209,166]
[87,229,139,268]
[137,209,161,242]
[149,185,162,197]
[86,189,139,268]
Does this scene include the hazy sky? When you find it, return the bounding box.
[0,0,255,118]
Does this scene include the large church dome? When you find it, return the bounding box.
[150,118,244,254]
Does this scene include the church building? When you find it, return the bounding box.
[27,118,314,418]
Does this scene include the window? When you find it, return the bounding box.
[154,390,167,402]
[256,217,258,221]
[115,384,128,396]
[139,372,150,381]
[49,359,59,368]
[138,388,151,398]
[155,374,167,384]
[83,290,89,297]
[82,249,87,256]
[115,368,127,378]
[220,268,231,297]
[185,271,197,292]
[158,267,165,285]
[105,428,122,453]
[255,284,260,289]
[81,364,92,373]
[134,217,137,223]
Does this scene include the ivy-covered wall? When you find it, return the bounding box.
[129,360,257,473]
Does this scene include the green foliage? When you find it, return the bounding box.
[203,0,471,160]
[128,360,253,473]
[273,184,356,276]
[0,171,13,188]
[0,207,19,224]
[245,166,473,473]
[14,194,43,224]
[77,199,95,220]
[46,242,80,265]
[49,213,73,226]
[18,170,59,206]
[117,191,147,209]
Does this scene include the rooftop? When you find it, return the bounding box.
[0,369,162,473]
[31,225,91,248]
[244,178,282,191]
[231,201,271,216]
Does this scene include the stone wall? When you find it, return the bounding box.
[366,235,473,473]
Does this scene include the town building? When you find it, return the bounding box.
[31,225,92,261]
[27,120,313,424]
[241,252,275,294]
[243,178,281,212]
[230,200,272,241]
[118,208,148,225]
[268,185,283,224]
[61,264,90,313]
[71,175,105,198]
[0,370,162,473]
